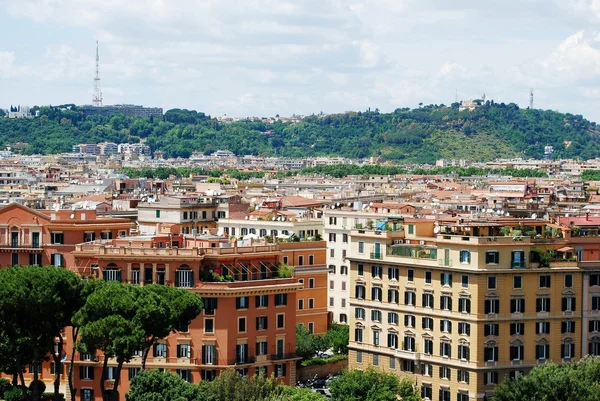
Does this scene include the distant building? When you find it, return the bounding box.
[98,142,118,155]
[211,150,235,158]
[8,105,32,119]
[78,104,163,119]
[459,99,478,112]
[72,143,100,155]
[118,143,151,156]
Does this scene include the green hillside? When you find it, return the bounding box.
[0,102,598,163]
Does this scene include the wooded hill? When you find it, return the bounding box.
[0,102,597,163]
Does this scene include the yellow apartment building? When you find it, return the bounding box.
[347,217,598,401]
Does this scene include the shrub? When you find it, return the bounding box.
[0,378,12,398]
[42,393,65,401]
[29,379,46,395]
[300,354,348,367]
[5,387,30,401]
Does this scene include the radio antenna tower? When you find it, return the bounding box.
[529,88,534,110]
[92,41,103,107]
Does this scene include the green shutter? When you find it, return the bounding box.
[116,270,122,282]
[102,270,108,281]
[190,271,194,287]
[175,271,180,287]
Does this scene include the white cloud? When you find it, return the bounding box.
[0,51,15,77]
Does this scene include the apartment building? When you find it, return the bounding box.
[217,211,322,241]
[137,196,218,235]
[347,217,597,401]
[69,235,301,401]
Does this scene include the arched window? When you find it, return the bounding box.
[103,263,121,282]
[175,265,193,288]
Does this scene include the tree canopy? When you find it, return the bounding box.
[328,368,420,401]
[1,103,598,162]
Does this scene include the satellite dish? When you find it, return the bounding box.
[531,213,538,219]
[70,214,75,219]
[433,226,441,234]
[505,212,510,216]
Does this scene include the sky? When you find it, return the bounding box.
[2,0,600,120]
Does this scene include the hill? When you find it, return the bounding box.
[0,102,598,163]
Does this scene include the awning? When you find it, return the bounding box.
[557,247,574,252]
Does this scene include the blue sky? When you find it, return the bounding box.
[2,0,600,121]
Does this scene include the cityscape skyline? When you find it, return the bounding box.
[2,1,600,120]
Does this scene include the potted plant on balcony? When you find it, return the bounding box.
[366,219,374,229]
[277,263,295,278]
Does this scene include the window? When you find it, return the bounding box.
[459,250,471,264]
[422,317,433,330]
[371,309,382,322]
[440,319,452,333]
[407,269,414,282]
[511,250,526,268]
[83,232,96,242]
[236,296,250,309]
[388,312,399,325]
[308,255,314,265]
[458,369,470,383]
[425,271,432,284]
[277,313,285,329]
[590,320,600,332]
[458,393,469,401]
[485,299,500,314]
[356,350,363,363]
[536,343,550,360]
[422,293,434,308]
[358,241,364,254]
[238,317,246,333]
[484,345,499,362]
[29,363,42,374]
[421,384,432,400]
[343,233,348,243]
[439,366,451,379]
[593,295,600,311]
[388,267,399,280]
[256,316,268,331]
[298,256,304,266]
[201,370,217,382]
[421,363,433,377]
[488,276,497,290]
[484,323,499,336]
[510,370,525,381]
[562,320,576,334]
[439,389,451,401]
[80,366,94,380]
[256,295,268,308]
[565,274,573,288]
[387,333,398,349]
[561,341,576,359]
[81,389,93,401]
[330,280,335,290]
[511,298,525,314]
[298,299,304,310]
[458,322,471,336]
[440,295,452,311]
[11,253,18,266]
[441,272,452,286]
[592,274,600,286]
[461,275,469,288]
[535,321,550,334]
[373,354,379,366]
[510,322,525,336]
[177,344,192,359]
[513,275,522,289]
[308,299,315,309]
[458,344,470,361]
[355,308,365,320]
[403,336,415,352]
[329,297,334,307]
[175,269,194,288]
[256,341,268,357]
[355,327,363,342]
[424,339,433,355]
[308,278,315,288]
[372,265,382,279]
[202,345,216,365]
[153,343,167,358]
[372,330,380,346]
[51,232,64,244]
[389,356,396,369]
[562,297,576,312]
[388,288,399,304]
[458,297,471,313]
[355,284,365,299]
[510,344,524,361]
[329,233,336,242]
[102,268,121,282]
[204,318,214,334]
[275,294,288,306]
[357,264,364,276]
[404,314,416,328]
[341,265,348,275]
[340,314,347,323]
[537,297,551,313]
[539,275,551,288]
[486,251,499,264]
[484,371,498,385]
[155,210,161,218]
[52,253,64,268]
[440,342,451,357]
[29,253,41,266]
[236,343,248,364]
[404,290,415,306]
[372,287,382,302]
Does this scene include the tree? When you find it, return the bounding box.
[295,324,316,360]
[126,369,206,401]
[493,356,600,401]
[324,323,349,354]
[328,368,420,401]
[0,266,83,401]
[74,283,146,401]
[136,285,203,370]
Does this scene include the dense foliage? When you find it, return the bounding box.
[1,103,598,162]
[295,323,349,361]
[328,368,420,401]
[126,369,326,401]
[493,356,600,401]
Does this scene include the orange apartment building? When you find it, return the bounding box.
[67,235,302,401]
[279,241,331,335]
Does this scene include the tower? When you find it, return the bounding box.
[92,41,103,107]
[529,88,534,109]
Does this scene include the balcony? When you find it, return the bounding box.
[370,252,383,260]
[269,353,298,361]
[387,244,437,261]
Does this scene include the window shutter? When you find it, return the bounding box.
[256,317,260,330]
[573,298,576,311]
[404,291,409,305]
[510,347,516,360]
[187,346,191,358]
[264,317,268,330]
[466,347,470,361]
[448,298,453,310]
[202,345,206,364]
[485,300,490,314]
[405,315,409,326]
[511,299,516,313]
[494,300,499,313]
[535,345,540,359]
[510,324,516,336]
[572,322,576,332]
[175,272,180,288]
[79,366,84,379]
[561,321,566,333]
[448,273,453,285]
[591,321,595,333]
[562,298,567,311]
[372,288,377,300]
[102,270,108,281]
[190,271,194,287]
[116,270,122,282]
[448,321,452,333]
[466,324,471,336]
[484,348,490,361]
[466,299,471,313]
[571,343,575,358]
[484,325,490,336]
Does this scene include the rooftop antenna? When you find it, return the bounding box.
[92,40,103,107]
[529,88,533,110]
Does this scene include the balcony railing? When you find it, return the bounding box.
[370,252,383,260]
[387,245,437,260]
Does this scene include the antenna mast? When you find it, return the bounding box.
[529,88,533,110]
[92,41,103,107]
